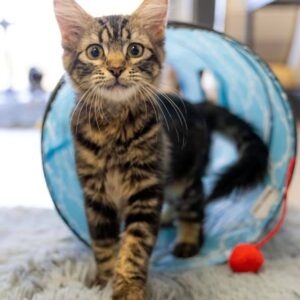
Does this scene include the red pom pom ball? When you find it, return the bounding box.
[229,243,264,273]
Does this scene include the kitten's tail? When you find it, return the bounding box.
[196,102,269,201]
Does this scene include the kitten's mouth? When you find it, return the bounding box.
[101,79,137,101]
[106,80,129,90]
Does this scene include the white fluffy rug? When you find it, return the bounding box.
[1,206,300,300]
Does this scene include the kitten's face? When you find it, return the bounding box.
[66,15,164,102]
[54,0,168,103]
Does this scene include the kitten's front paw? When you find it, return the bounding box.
[172,242,199,258]
[112,284,147,300]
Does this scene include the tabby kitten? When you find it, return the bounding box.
[54,0,269,299]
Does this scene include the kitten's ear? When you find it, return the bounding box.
[54,0,92,49]
[133,0,169,41]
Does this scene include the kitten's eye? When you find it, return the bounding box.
[86,45,103,60]
[128,43,144,58]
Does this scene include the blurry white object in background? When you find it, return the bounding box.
[201,70,219,103]
[214,0,227,32]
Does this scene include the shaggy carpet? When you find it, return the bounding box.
[1,206,300,300]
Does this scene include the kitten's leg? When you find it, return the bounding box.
[86,197,119,286]
[112,184,163,300]
[72,129,120,286]
[84,194,120,287]
[173,180,205,258]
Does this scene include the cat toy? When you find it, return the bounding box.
[229,157,296,273]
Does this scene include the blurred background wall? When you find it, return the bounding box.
[225,0,300,88]
[170,0,300,90]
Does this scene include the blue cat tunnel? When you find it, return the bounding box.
[42,23,297,271]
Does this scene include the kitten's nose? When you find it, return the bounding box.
[108,67,125,78]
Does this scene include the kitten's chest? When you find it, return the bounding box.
[73,108,168,211]
[104,167,128,211]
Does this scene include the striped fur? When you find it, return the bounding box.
[54,0,268,299]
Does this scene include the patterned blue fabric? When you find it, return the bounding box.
[42,27,296,271]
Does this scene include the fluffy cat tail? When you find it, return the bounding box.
[196,102,269,201]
